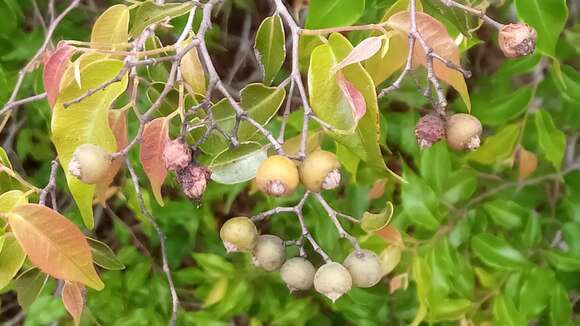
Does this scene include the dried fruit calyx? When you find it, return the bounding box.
[256,155,299,197]
[252,234,286,271]
[300,150,341,192]
[219,216,258,252]
[314,262,352,302]
[163,140,191,171]
[280,257,316,291]
[415,114,446,149]
[176,163,211,200]
[68,144,112,184]
[498,23,537,58]
[446,113,483,151]
[343,249,382,288]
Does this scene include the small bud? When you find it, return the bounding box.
[446,113,483,151]
[280,257,316,292]
[343,249,382,288]
[176,163,211,200]
[415,114,446,149]
[68,144,112,184]
[314,262,352,302]
[252,235,286,271]
[219,217,258,252]
[299,150,341,192]
[256,155,299,197]
[163,140,191,171]
[498,23,537,58]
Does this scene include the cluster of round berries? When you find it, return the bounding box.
[220,216,382,302]
[415,113,483,150]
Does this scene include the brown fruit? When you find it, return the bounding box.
[162,140,191,171]
[255,155,299,197]
[446,114,483,151]
[68,144,112,184]
[280,257,316,291]
[299,150,341,192]
[219,217,258,252]
[415,114,446,149]
[498,23,537,58]
[343,249,382,288]
[176,164,211,200]
[314,262,352,302]
[252,235,286,271]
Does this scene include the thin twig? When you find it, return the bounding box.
[39,159,59,207]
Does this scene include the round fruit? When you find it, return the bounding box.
[446,114,483,151]
[68,144,112,184]
[415,114,446,149]
[343,249,382,288]
[255,155,299,197]
[219,217,258,252]
[252,235,286,271]
[314,262,352,302]
[299,150,341,192]
[163,140,191,171]
[280,257,316,291]
[498,23,537,58]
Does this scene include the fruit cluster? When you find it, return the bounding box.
[415,113,483,150]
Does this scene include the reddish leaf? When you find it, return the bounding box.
[62,281,85,326]
[334,36,383,72]
[7,204,104,290]
[336,73,366,121]
[140,117,169,206]
[518,147,538,180]
[389,273,409,294]
[388,11,471,110]
[95,109,128,204]
[377,225,404,248]
[43,43,74,107]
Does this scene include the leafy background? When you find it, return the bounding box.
[1,0,580,325]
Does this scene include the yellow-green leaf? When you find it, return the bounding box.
[361,201,394,232]
[0,233,26,290]
[52,57,128,228]
[180,43,206,95]
[255,15,286,86]
[8,204,104,290]
[14,268,49,309]
[0,190,27,212]
[91,5,129,50]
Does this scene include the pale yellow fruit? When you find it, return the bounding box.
[252,235,286,271]
[299,150,341,192]
[343,249,382,288]
[280,257,316,291]
[446,114,483,151]
[68,144,112,184]
[314,262,352,302]
[255,155,299,197]
[219,217,258,252]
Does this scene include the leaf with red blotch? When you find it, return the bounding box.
[334,36,384,72]
[43,43,75,107]
[7,204,104,290]
[140,117,169,206]
[95,109,128,204]
[388,11,471,110]
[62,281,85,326]
[336,73,366,121]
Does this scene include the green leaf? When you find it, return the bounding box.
[518,268,555,316]
[515,0,568,57]
[412,255,432,299]
[420,142,450,192]
[482,200,525,230]
[549,283,571,326]
[563,222,580,253]
[544,250,580,271]
[0,233,26,289]
[91,4,129,50]
[493,295,527,326]
[254,15,286,86]
[52,57,128,228]
[467,123,520,165]
[472,87,533,127]
[130,1,193,37]
[471,234,531,270]
[554,65,580,104]
[430,298,473,322]
[0,190,27,212]
[87,237,125,271]
[402,168,440,231]
[360,201,394,232]
[209,142,268,185]
[442,170,477,204]
[14,268,49,309]
[305,0,365,29]
[534,110,566,170]
[521,214,541,249]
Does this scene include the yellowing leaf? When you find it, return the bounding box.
[203,277,228,307]
[180,43,206,95]
[62,281,85,326]
[43,43,74,107]
[0,190,27,212]
[334,36,383,72]
[140,117,169,206]
[95,109,128,204]
[0,233,26,290]
[91,5,129,50]
[52,57,128,228]
[8,204,104,290]
[388,11,471,110]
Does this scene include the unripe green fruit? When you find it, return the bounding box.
[446,114,483,151]
[255,155,299,197]
[219,217,258,252]
[280,257,316,291]
[299,150,341,192]
[314,262,352,302]
[343,249,382,288]
[252,235,286,271]
[68,144,112,184]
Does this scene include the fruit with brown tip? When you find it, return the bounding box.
[255,155,299,197]
[446,114,483,151]
[68,144,112,184]
[299,150,341,192]
[219,217,258,252]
